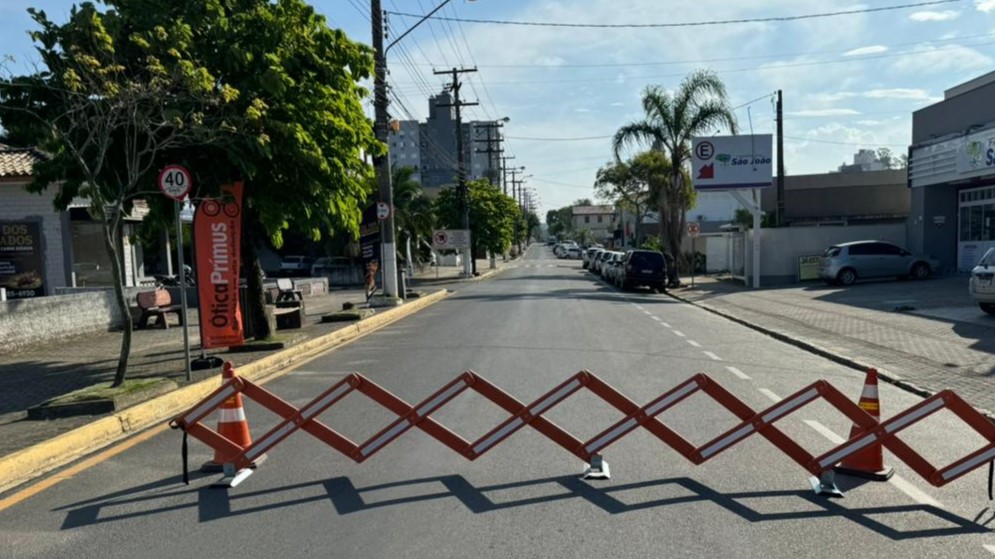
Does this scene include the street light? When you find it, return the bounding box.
[371,0,475,302]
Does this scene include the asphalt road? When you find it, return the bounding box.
[3,244,995,558]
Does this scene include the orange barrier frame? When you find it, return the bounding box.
[170,368,995,494]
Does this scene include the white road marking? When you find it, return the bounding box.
[673,330,686,337]
[651,316,661,322]
[642,310,653,316]
[803,420,945,509]
[660,321,671,328]
[687,340,702,348]
[759,389,781,403]
[703,351,722,361]
[984,544,995,555]
[725,366,751,380]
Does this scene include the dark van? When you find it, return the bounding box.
[619,249,667,292]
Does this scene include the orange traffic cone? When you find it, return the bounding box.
[200,362,259,472]
[834,368,894,481]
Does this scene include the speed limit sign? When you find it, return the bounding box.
[158,165,192,201]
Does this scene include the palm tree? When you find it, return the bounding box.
[391,165,436,266]
[612,69,737,285]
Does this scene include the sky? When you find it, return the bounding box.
[2,0,995,216]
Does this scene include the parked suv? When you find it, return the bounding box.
[969,247,995,315]
[818,241,938,286]
[618,249,667,292]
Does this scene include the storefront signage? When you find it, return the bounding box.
[359,204,381,300]
[797,254,822,282]
[958,132,995,177]
[692,134,773,191]
[194,183,244,348]
[0,221,45,298]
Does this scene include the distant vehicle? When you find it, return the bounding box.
[619,249,667,292]
[555,240,578,258]
[582,247,603,269]
[969,247,995,315]
[279,255,313,277]
[565,246,583,259]
[311,256,352,277]
[547,235,558,246]
[593,250,613,274]
[604,252,625,283]
[818,241,938,286]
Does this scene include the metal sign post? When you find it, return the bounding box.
[158,165,193,382]
[688,222,700,288]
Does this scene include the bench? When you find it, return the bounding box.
[275,278,303,303]
[136,289,184,329]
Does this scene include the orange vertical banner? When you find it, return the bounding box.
[194,182,244,348]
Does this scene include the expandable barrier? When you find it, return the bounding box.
[170,365,995,495]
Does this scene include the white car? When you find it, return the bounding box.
[969,247,995,315]
[565,247,583,259]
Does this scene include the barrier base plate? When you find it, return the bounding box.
[200,454,267,473]
[810,471,844,498]
[582,455,611,480]
[834,465,894,482]
[211,468,253,489]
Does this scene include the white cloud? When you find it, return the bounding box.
[535,56,566,67]
[977,1,995,13]
[862,88,935,100]
[574,108,592,113]
[788,109,861,117]
[890,44,992,75]
[909,10,961,21]
[843,45,889,56]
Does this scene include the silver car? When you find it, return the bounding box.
[818,240,938,286]
[969,247,995,315]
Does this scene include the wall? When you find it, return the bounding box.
[750,223,908,285]
[760,170,909,221]
[909,183,959,271]
[0,181,68,293]
[912,78,995,143]
[0,289,147,352]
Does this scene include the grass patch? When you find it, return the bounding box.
[321,309,374,323]
[46,378,172,405]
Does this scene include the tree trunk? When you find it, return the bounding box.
[105,211,133,388]
[241,208,271,340]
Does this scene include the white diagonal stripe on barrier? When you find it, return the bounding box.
[818,434,876,469]
[586,417,638,454]
[302,384,351,421]
[474,417,524,455]
[187,386,236,423]
[941,446,995,481]
[416,380,467,418]
[219,407,246,423]
[884,398,945,434]
[530,379,581,416]
[861,385,879,399]
[246,421,295,461]
[645,383,697,417]
[761,388,819,424]
[362,419,414,457]
[700,423,755,460]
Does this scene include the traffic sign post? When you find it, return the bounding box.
[159,165,193,382]
[376,202,391,221]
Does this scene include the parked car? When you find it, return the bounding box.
[547,235,558,246]
[818,241,938,286]
[618,249,667,292]
[592,250,610,274]
[603,252,624,283]
[555,241,578,258]
[565,246,583,259]
[969,247,995,315]
[311,256,352,277]
[583,247,603,269]
[279,255,313,277]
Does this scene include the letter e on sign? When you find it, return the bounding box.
[158,165,193,201]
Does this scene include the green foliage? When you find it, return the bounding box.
[546,205,574,238]
[733,208,775,228]
[435,180,518,254]
[640,236,663,251]
[612,69,736,282]
[391,165,435,250]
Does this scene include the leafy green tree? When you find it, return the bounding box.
[613,69,737,285]
[0,4,233,387]
[436,180,518,267]
[594,150,679,246]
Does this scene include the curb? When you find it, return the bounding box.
[666,289,995,419]
[0,288,451,496]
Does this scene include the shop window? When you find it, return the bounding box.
[986,204,995,240]
[970,205,984,241]
[960,207,971,241]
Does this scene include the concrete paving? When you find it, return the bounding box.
[0,257,511,459]
[671,273,995,413]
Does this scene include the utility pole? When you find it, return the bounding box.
[500,155,516,196]
[434,66,478,277]
[371,0,400,302]
[776,89,785,228]
[509,170,526,254]
[474,122,504,187]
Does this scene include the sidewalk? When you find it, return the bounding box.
[0,256,514,460]
[671,273,995,414]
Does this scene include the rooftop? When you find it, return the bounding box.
[0,145,47,179]
[572,205,613,216]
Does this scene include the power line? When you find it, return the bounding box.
[784,135,909,147]
[387,1,964,29]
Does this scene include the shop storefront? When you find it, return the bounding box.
[908,71,995,272]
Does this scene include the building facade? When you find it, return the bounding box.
[909,70,995,271]
[572,205,615,244]
[387,91,503,195]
